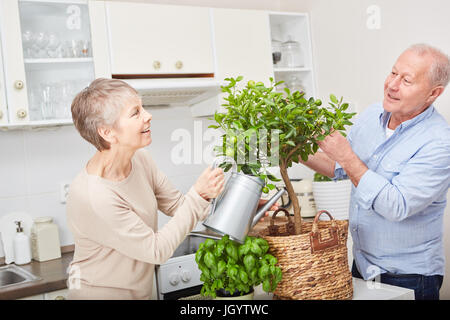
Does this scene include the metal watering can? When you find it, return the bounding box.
[203,157,286,243]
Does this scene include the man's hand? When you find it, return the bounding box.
[317,130,353,163]
[318,129,368,187]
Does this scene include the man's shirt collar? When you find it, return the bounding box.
[378,104,435,131]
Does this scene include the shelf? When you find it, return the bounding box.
[19,0,88,4]
[24,57,93,64]
[0,119,73,130]
[274,67,311,73]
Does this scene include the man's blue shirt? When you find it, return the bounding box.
[334,103,450,279]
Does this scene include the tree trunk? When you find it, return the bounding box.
[279,161,302,234]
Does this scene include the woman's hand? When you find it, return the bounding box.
[194,166,225,201]
[257,199,280,222]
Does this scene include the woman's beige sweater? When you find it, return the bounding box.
[66,149,210,300]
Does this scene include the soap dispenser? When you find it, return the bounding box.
[13,221,31,265]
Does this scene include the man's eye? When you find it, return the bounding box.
[404,78,411,84]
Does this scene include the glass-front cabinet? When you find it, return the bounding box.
[0,0,109,127]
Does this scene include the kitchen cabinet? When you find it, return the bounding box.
[192,10,317,117]
[0,0,110,128]
[105,1,214,76]
[269,13,316,98]
[212,8,274,87]
[44,288,68,300]
[190,8,274,117]
[0,37,7,125]
[17,288,68,300]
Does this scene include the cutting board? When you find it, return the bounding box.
[0,212,33,264]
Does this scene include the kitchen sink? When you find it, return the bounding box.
[0,264,41,289]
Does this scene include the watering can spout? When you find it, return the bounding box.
[251,188,286,228]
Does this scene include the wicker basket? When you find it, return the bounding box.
[259,209,353,300]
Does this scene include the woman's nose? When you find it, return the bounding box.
[143,109,152,122]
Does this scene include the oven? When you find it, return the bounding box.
[155,232,221,300]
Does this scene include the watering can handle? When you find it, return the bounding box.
[210,156,237,213]
[211,156,237,172]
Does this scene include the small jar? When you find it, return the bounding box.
[31,216,61,262]
[286,76,306,93]
[281,36,304,68]
[271,39,282,65]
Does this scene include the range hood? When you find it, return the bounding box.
[117,78,223,107]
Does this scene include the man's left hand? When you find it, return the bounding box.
[318,130,353,163]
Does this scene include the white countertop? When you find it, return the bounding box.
[253,277,415,300]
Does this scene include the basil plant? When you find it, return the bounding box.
[195,235,282,298]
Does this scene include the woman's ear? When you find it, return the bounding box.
[98,125,117,145]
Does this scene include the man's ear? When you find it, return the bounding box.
[427,85,445,105]
[98,126,117,145]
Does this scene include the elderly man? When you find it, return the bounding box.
[301,44,450,300]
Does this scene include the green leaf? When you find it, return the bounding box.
[243,254,256,272]
[267,174,281,182]
[285,140,296,147]
[330,94,338,104]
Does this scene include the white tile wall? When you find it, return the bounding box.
[0,106,223,252]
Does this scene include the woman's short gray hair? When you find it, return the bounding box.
[71,78,140,151]
[407,43,450,87]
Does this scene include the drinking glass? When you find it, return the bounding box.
[22,30,33,58]
[78,40,91,57]
[34,32,49,58]
[46,33,61,58]
[40,84,55,119]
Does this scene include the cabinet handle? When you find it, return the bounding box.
[14,80,24,90]
[54,296,66,300]
[17,109,27,119]
[0,110,3,119]
[175,61,183,70]
[153,61,161,70]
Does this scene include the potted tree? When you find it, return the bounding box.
[209,76,356,233]
[195,234,282,299]
[207,76,357,300]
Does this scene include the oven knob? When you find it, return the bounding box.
[169,273,180,286]
[181,270,191,283]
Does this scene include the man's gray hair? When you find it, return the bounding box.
[407,43,450,87]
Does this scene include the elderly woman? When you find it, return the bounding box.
[66,78,230,300]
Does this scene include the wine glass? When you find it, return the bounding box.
[46,33,61,58]
[22,30,33,58]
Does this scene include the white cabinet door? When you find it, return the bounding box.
[212,8,274,87]
[190,8,274,117]
[44,288,68,300]
[0,0,29,124]
[17,294,44,300]
[106,1,214,75]
[0,33,8,125]
[0,0,109,127]
[88,0,111,79]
